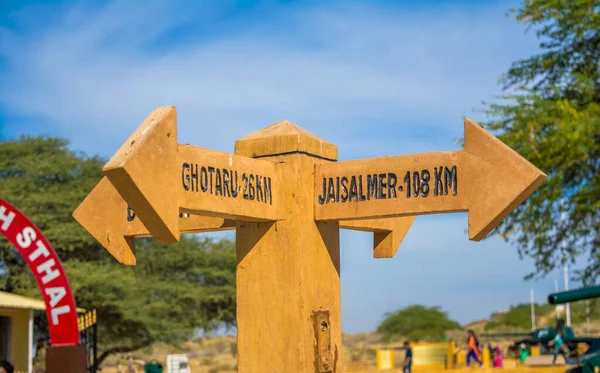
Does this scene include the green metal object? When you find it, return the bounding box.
[580,347,600,373]
[484,323,575,344]
[546,286,600,373]
[548,285,600,305]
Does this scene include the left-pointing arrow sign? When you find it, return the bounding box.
[73,177,235,265]
[102,106,277,245]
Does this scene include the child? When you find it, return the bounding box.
[403,341,413,373]
[0,360,14,373]
[492,346,503,368]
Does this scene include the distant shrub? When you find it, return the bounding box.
[215,341,227,354]
[202,357,215,365]
[366,348,377,358]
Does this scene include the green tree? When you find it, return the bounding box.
[0,136,236,365]
[376,305,461,342]
[567,298,599,325]
[479,0,600,283]
[484,303,554,331]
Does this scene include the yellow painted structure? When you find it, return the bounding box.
[377,349,394,370]
[346,361,568,373]
[0,291,85,373]
[0,291,44,373]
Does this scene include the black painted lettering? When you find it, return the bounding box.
[335,177,340,202]
[249,174,255,200]
[444,166,457,196]
[403,171,411,198]
[377,173,386,199]
[388,173,397,198]
[223,169,231,197]
[358,176,366,201]
[182,163,191,191]
[215,169,222,196]
[340,177,349,202]
[191,164,198,192]
[420,170,430,197]
[208,167,215,194]
[243,173,249,199]
[412,171,420,198]
[264,177,272,205]
[349,176,358,202]
[318,177,326,205]
[367,174,377,200]
[127,205,136,222]
[256,176,263,203]
[200,167,208,192]
[434,167,443,196]
[327,178,335,203]
[231,171,239,198]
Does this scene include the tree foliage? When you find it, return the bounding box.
[485,303,554,330]
[0,136,236,364]
[480,0,600,283]
[376,305,461,342]
[485,300,600,331]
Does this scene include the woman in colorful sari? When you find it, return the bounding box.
[466,330,483,367]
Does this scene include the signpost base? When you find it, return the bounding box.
[46,345,87,373]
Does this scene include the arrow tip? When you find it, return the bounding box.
[73,178,137,265]
[103,106,179,244]
[464,118,547,241]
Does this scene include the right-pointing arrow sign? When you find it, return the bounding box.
[315,118,547,241]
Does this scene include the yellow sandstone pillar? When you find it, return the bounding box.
[483,347,491,367]
[234,121,341,373]
[447,341,456,369]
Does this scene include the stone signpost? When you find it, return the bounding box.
[74,106,545,373]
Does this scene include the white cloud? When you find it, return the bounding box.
[0,0,539,157]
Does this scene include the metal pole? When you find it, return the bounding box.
[555,279,560,319]
[586,299,591,335]
[93,322,98,373]
[530,288,536,330]
[561,202,571,326]
[563,259,571,326]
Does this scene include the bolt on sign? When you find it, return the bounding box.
[74,107,546,373]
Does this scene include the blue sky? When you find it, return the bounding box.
[0,0,577,333]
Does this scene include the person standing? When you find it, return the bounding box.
[518,343,529,364]
[144,359,163,373]
[127,355,136,373]
[0,360,13,373]
[403,341,413,373]
[466,330,483,367]
[550,321,570,365]
[117,355,127,373]
[492,346,503,368]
